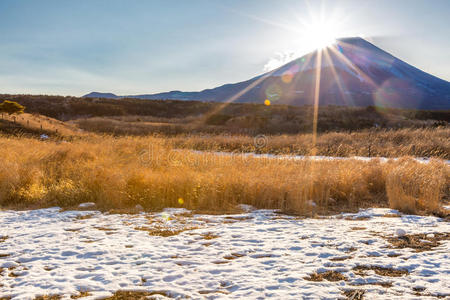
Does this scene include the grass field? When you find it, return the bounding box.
[2,112,448,159]
[167,127,450,159]
[0,97,448,215]
[0,135,448,216]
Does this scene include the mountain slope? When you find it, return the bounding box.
[84,37,450,109]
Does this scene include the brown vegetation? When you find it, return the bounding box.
[167,127,450,159]
[1,94,448,160]
[352,265,409,277]
[385,232,450,251]
[134,225,198,237]
[33,296,61,300]
[2,94,448,135]
[103,290,171,299]
[0,135,447,215]
[304,270,348,281]
[0,113,83,137]
[342,289,365,300]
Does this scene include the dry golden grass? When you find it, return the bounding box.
[168,127,450,159]
[386,158,448,213]
[1,113,83,137]
[0,135,447,215]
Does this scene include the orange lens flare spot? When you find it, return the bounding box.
[178,197,184,205]
[281,72,293,84]
[264,99,271,106]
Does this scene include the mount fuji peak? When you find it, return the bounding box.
[84,37,450,110]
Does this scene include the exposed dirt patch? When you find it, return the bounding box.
[102,290,172,299]
[342,289,365,300]
[345,216,371,221]
[351,281,393,288]
[74,214,95,220]
[135,225,198,237]
[224,253,246,260]
[198,290,230,295]
[94,226,116,232]
[8,271,21,277]
[81,239,97,243]
[381,213,401,218]
[64,228,82,232]
[385,232,450,252]
[330,256,353,261]
[176,212,194,218]
[195,217,214,223]
[0,236,8,243]
[212,260,229,265]
[351,227,366,231]
[387,253,402,257]
[70,291,91,299]
[43,266,54,271]
[34,295,61,300]
[0,253,10,258]
[353,265,409,277]
[304,270,347,282]
[144,216,165,224]
[252,253,275,259]
[200,232,220,240]
[411,287,448,298]
[344,247,358,253]
[412,286,426,293]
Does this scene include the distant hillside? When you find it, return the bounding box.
[0,112,82,137]
[83,92,119,99]
[83,37,450,110]
[1,94,448,135]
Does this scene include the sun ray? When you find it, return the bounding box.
[191,2,378,136]
[327,42,379,88]
[311,49,322,156]
[190,68,280,129]
[192,43,321,126]
[322,47,353,106]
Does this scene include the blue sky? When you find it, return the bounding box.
[0,0,449,96]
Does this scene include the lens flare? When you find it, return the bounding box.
[161,212,171,221]
[178,197,184,205]
[374,78,421,108]
[281,71,294,84]
[265,84,282,102]
[264,99,271,106]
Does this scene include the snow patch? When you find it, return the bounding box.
[0,208,448,299]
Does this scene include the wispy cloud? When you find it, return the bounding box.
[263,51,299,72]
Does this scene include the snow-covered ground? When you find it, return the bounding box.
[0,207,449,299]
[191,150,450,165]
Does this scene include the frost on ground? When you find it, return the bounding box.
[0,207,449,299]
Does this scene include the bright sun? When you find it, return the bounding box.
[303,20,338,50]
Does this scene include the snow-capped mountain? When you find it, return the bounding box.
[84,37,450,109]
